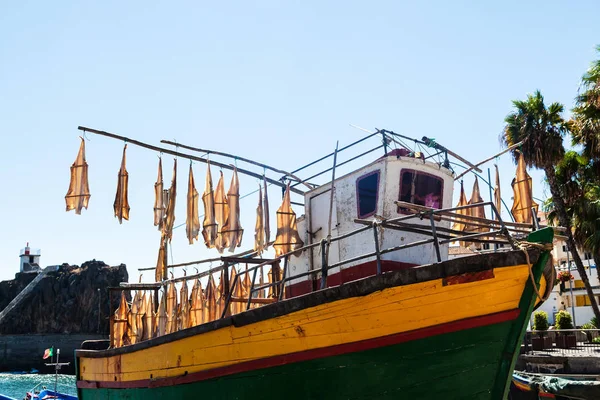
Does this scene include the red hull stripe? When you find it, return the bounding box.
[286,260,417,298]
[77,309,520,389]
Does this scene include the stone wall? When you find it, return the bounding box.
[0,334,105,374]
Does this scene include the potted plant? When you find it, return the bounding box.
[531,311,552,350]
[555,310,576,348]
[582,322,595,343]
[557,271,574,293]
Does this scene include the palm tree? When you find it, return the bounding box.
[545,152,600,280]
[502,90,600,322]
[572,45,600,163]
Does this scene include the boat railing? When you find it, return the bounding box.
[223,200,557,315]
[523,329,600,356]
[287,128,450,189]
[110,199,560,347]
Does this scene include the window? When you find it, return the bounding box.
[562,245,568,252]
[576,295,593,307]
[482,243,490,250]
[29,256,34,263]
[584,252,592,260]
[398,169,443,213]
[356,171,380,218]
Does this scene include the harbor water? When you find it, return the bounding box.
[0,374,76,398]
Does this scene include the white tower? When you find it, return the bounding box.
[19,242,41,273]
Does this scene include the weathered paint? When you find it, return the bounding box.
[77,228,553,398]
[80,263,530,383]
[78,316,518,399]
[288,155,455,289]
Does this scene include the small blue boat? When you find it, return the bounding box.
[0,391,75,400]
[0,348,75,400]
[0,385,76,400]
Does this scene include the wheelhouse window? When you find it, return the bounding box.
[356,171,380,218]
[398,169,443,213]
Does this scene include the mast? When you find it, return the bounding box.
[44,347,70,392]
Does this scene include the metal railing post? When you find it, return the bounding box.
[278,256,289,301]
[373,222,382,275]
[429,212,442,262]
[320,239,328,289]
[221,274,238,319]
[223,262,230,307]
[246,264,259,311]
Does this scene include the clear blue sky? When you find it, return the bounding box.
[1,1,599,282]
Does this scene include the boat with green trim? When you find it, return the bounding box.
[68,127,557,399]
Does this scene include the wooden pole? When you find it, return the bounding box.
[326,142,339,270]
[160,140,314,190]
[137,241,273,271]
[454,140,524,181]
[77,126,305,195]
[421,136,482,173]
[327,141,339,240]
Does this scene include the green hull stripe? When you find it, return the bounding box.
[79,319,514,400]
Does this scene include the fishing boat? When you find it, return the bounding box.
[70,127,556,399]
[510,371,600,399]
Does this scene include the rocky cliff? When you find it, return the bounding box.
[0,272,37,311]
[0,260,128,334]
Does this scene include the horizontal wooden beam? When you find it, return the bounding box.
[77,126,305,196]
[161,139,315,190]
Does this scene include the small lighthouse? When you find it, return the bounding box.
[19,242,41,273]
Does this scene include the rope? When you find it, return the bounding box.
[515,241,555,302]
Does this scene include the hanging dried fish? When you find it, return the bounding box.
[155,237,167,283]
[221,167,243,253]
[175,303,182,331]
[467,177,488,225]
[155,292,167,337]
[129,286,144,344]
[254,266,265,309]
[511,153,539,224]
[242,265,252,310]
[186,164,201,244]
[189,278,204,327]
[273,183,304,257]
[263,177,270,249]
[494,164,502,221]
[202,161,218,248]
[254,185,265,256]
[267,264,276,299]
[179,272,190,329]
[451,181,469,246]
[113,291,129,348]
[65,137,91,215]
[153,158,165,230]
[464,177,490,248]
[113,144,130,224]
[216,269,225,319]
[165,278,178,334]
[141,291,155,341]
[138,291,147,340]
[163,159,177,243]
[230,266,245,315]
[205,274,217,322]
[214,171,229,253]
